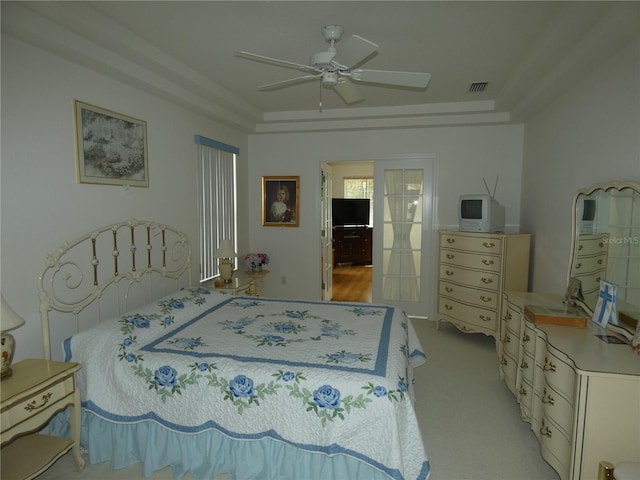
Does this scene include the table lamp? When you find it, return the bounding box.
[1,295,26,378]
[215,240,237,283]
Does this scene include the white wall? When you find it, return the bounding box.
[0,36,249,361]
[521,35,640,296]
[248,124,525,302]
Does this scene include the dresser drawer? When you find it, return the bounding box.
[441,233,502,254]
[501,328,520,360]
[539,417,572,480]
[439,280,498,310]
[438,296,497,329]
[542,350,576,405]
[542,384,575,440]
[573,253,607,275]
[439,264,499,292]
[576,235,607,256]
[1,376,75,435]
[439,249,501,273]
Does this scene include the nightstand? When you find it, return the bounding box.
[1,359,84,479]
[204,273,256,296]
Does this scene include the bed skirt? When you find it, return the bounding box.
[50,410,420,480]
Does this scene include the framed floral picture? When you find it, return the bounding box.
[262,176,299,227]
[74,100,149,187]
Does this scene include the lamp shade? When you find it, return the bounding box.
[215,240,237,258]
[1,295,25,332]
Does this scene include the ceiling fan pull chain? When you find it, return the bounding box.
[319,80,323,113]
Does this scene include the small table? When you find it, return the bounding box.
[246,269,269,296]
[1,359,85,479]
[205,273,255,296]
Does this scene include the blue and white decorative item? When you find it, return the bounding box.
[591,280,618,328]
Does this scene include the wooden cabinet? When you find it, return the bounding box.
[333,227,372,266]
[1,359,84,479]
[437,231,530,344]
[500,292,640,480]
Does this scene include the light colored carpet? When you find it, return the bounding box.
[35,320,559,480]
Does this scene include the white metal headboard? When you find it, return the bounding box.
[37,217,192,360]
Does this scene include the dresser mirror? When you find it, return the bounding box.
[568,181,640,333]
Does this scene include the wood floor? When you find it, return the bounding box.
[330,264,372,303]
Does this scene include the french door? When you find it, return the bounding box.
[372,156,436,318]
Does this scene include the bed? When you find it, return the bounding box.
[41,218,430,480]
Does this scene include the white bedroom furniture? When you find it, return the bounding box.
[38,218,430,480]
[204,273,256,296]
[498,181,640,480]
[500,292,640,480]
[437,230,530,345]
[0,359,84,479]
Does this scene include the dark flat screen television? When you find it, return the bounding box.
[332,198,370,226]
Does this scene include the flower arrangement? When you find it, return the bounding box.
[244,253,269,271]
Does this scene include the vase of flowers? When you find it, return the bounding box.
[244,253,269,272]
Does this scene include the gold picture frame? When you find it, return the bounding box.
[74,100,149,187]
[262,176,299,227]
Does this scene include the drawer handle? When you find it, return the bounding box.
[540,421,552,438]
[503,334,511,343]
[500,356,508,366]
[479,314,492,322]
[519,387,527,396]
[597,259,603,265]
[520,360,528,369]
[446,253,455,259]
[446,238,455,244]
[445,304,453,311]
[542,388,555,405]
[481,259,494,266]
[503,311,512,322]
[445,286,454,293]
[543,358,556,372]
[25,392,53,412]
[445,270,454,276]
[480,277,493,284]
[522,333,530,343]
[599,241,604,248]
[575,262,582,270]
[578,244,584,251]
[479,295,492,303]
[482,242,495,248]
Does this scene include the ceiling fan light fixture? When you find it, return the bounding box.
[322,71,339,86]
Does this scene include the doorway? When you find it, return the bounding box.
[322,155,437,319]
[325,161,374,303]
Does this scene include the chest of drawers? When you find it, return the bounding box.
[437,231,531,346]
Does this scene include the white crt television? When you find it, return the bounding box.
[459,194,506,233]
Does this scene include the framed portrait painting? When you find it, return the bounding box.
[262,176,299,227]
[74,100,149,187]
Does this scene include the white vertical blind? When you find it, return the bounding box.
[195,136,238,281]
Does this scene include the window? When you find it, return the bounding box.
[195,135,238,281]
[344,177,374,225]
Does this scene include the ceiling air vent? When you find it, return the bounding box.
[469,82,489,93]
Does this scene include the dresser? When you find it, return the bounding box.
[437,231,531,345]
[1,359,84,479]
[332,226,372,266]
[501,292,640,480]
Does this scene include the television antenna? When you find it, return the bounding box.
[483,177,499,199]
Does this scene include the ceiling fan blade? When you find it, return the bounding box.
[257,75,320,91]
[351,69,431,88]
[331,35,378,68]
[235,51,318,74]
[333,81,364,104]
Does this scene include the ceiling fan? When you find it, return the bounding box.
[235,25,431,106]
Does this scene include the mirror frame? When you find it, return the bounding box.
[567,180,640,318]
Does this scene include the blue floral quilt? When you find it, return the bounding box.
[65,288,429,480]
